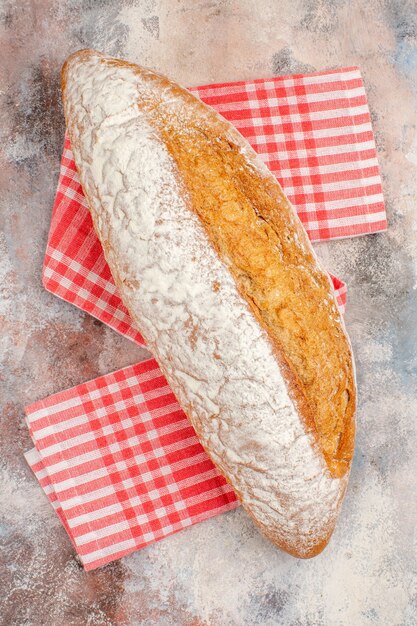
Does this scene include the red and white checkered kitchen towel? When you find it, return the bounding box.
[26,66,386,570]
[25,358,237,570]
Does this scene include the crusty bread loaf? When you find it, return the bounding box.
[62,49,356,558]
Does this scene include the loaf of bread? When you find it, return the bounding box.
[62,50,356,558]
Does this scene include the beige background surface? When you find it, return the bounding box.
[1,1,416,624]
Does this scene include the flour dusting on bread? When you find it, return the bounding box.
[62,50,355,557]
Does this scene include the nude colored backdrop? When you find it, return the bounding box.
[1,1,416,624]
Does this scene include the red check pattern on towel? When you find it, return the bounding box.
[192,67,386,240]
[26,66,386,570]
[25,359,237,570]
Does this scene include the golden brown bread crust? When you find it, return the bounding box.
[159,118,356,478]
[62,51,356,557]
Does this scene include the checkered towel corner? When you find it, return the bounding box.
[26,65,386,570]
[24,358,238,570]
[191,66,387,240]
